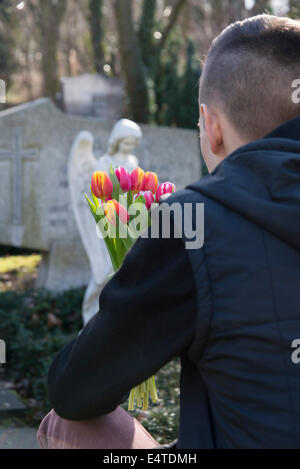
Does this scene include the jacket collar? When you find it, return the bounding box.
[264,116,300,142]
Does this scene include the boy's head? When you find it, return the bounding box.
[199,15,300,173]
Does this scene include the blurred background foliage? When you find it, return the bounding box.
[0,0,298,129]
[0,253,180,443]
[0,281,85,423]
[0,0,299,441]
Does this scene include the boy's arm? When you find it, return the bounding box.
[48,230,198,421]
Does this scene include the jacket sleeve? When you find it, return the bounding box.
[47,223,198,421]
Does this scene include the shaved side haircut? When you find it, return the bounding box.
[200,15,300,140]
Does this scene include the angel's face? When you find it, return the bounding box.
[119,136,138,155]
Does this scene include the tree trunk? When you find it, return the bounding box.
[251,0,271,15]
[29,0,67,100]
[228,0,247,22]
[0,0,17,87]
[113,0,150,123]
[138,0,157,71]
[40,29,61,99]
[159,0,187,50]
[88,0,105,74]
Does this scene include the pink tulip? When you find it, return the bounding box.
[115,167,131,192]
[156,182,176,203]
[135,191,155,210]
[91,171,113,200]
[142,172,158,194]
[131,167,145,194]
[104,199,129,226]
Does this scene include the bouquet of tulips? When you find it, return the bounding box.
[85,165,176,411]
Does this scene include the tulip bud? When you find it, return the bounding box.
[131,167,145,194]
[91,171,113,200]
[142,172,158,194]
[156,182,176,203]
[115,167,131,193]
[135,191,155,210]
[104,199,129,226]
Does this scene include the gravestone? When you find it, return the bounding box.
[0,128,38,246]
[0,388,26,421]
[0,80,6,104]
[0,98,201,293]
[61,73,124,119]
[0,370,26,422]
[0,426,39,450]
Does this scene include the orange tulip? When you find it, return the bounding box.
[104,199,129,226]
[91,171,113,200]
[142,172,158,194]
[131,167,145,194]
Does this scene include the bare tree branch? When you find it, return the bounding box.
[138,0,157,70]
[159,0,187,50]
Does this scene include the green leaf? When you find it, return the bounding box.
[127,190,133,208]
[110,164,124,201]
[128,197,149,238]
[84,194,97,222]
[90,185,99,207]
[115,238,128,266]
[133,195,146,206]
[120,235,135,252]
[95,216,119,271]
[105,238,120,272]
[95,204,105,218]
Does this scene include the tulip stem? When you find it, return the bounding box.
[149,376,158,403]
[136,386,142,408]
[128,389,135,411]
[127,377,158,412]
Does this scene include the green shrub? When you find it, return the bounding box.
[153,33,201,131]
[0,286,180,444]
[0,288,84,423]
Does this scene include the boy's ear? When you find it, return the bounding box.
[200,104,223,156]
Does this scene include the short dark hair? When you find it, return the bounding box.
[199,15,300,140]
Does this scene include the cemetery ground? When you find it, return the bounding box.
[0,247,180,448]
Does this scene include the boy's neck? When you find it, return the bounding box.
[219,110,252,158]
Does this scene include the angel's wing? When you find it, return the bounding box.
[68,131,112,285]
[69,131,96,200]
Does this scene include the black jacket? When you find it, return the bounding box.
[48,116,300,449]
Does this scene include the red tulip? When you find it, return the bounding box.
[156,182,176,202]
[91,171,113,200]
[142,172,158,194]
[115,167,131,192]
[104,199,129,226]
[135,191,155,210]
[131,167,145,194]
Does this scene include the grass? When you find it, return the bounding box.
[0,255,41,275]
[0,251,180,445]
[0,254,41,292]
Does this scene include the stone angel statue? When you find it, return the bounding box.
[69,119,143,325]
